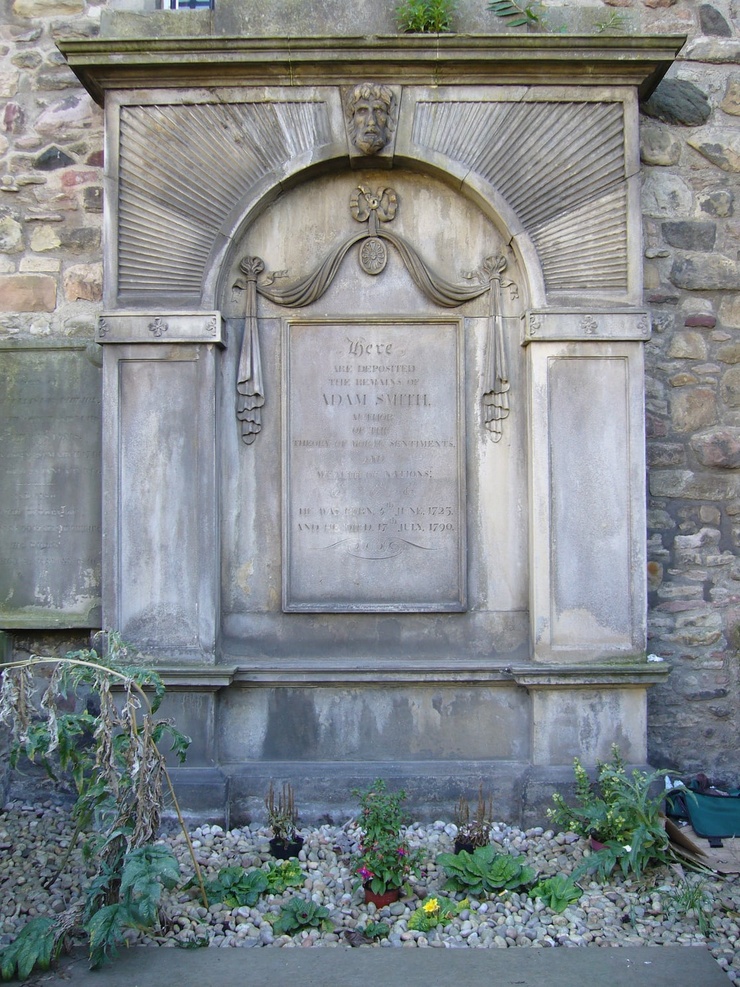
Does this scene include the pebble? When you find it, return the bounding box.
[1,799,740,981]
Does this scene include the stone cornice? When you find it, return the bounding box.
[57,34,685,106]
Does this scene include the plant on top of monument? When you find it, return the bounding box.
[593,10,627,34]
[0,634,206,978]
[352,778,421,896]
[488,0,546,30]
[549,745,674,881]
[454,783,493,852]
[396,0,456,33]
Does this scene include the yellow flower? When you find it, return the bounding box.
[423,897,440,915]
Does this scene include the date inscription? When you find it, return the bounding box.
[283,320,465,612]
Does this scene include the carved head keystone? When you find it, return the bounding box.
[346,83,396,156]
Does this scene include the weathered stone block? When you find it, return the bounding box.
[699,4,732,37]
[670,386,717,432]
[684,314,717,329]
[0,69,19,99]
[688,130,740,173]
[721,366,740,407]
[641,79,711,126]
[717,342,740,363]
[0,274,55,312]
[670,254,740,290]
[30,225,61,252]
[667,330,707,360]
[699,188,734,217]
[648,443,685,467]
[83,187,102,212]
[59,227,100,253]
[662,221,716,252]
[35,96,98,139]
[721,76,740,116]
[34,146,75,171]
[0,216,23,253]
[13,0,84,15]
[63,262,102,301]
[640,125,680,166]
[650,470,740,500]
[691,427,740,468]
[642,173,693,217]
[719,294,740,328]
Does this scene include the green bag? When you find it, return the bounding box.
[683,785,740,839]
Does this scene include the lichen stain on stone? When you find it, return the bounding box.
[235,560,254,598]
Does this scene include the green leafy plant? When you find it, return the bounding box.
[265,859,304,894]
[454,784,493,849]
[353,779,421,895]
[396,0,456,32]
[660,877,714,935]
[488,0,544,29]
[272,898,332,936]
[0,637,205,978]
[0,918,60,982]
[550,746,674,880]
[363,920,390,939]
[437,845,535,896]
[201,866,269,908]
[408,895,467,931]
[593,11,627,34]
[265,781,299,843]
[85,844,181,968]
[529,875,582,913]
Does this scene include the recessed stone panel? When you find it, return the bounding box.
[0,344,101,627]
[283,318,465,612]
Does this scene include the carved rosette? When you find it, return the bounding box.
[148,317,168,338]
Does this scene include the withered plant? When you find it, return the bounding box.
[0,634,206,978]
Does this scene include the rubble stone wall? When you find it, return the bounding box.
[1,0,740,782]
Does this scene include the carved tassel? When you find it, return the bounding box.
[481,255,510,442]
[236,256,265,445]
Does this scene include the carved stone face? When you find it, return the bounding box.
[347,85,393,155]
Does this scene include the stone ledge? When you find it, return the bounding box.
[138,659,670,688]
[57,34,686,106]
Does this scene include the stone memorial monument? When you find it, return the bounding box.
[51,21,683,821]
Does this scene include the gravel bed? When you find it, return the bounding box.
[2,799,740,982]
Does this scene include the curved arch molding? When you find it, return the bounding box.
[114,91,631,303]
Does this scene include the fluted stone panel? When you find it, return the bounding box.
[115,94,629,301]
[117,101,332,297]
[411,100,628,292]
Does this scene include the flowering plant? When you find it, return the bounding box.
[549,746,673,879]
[352,779,421,894]
[408,895,467,932]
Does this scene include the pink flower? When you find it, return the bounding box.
[358,866,374,881]
[397,847,407,857]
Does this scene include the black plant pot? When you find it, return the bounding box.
[454,837,477,855]
[269,835,304,859]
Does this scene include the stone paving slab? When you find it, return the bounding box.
[24,944,729,987]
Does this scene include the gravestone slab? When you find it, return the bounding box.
[0,343,102,627]
[283,318,465,612]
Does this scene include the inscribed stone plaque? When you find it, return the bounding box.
[283,319,465,612]
[0,344,102,627]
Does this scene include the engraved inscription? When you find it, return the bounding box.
[284,320,465,612]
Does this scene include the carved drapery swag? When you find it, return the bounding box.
[234,187,516,444]
[235,256,265,444]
